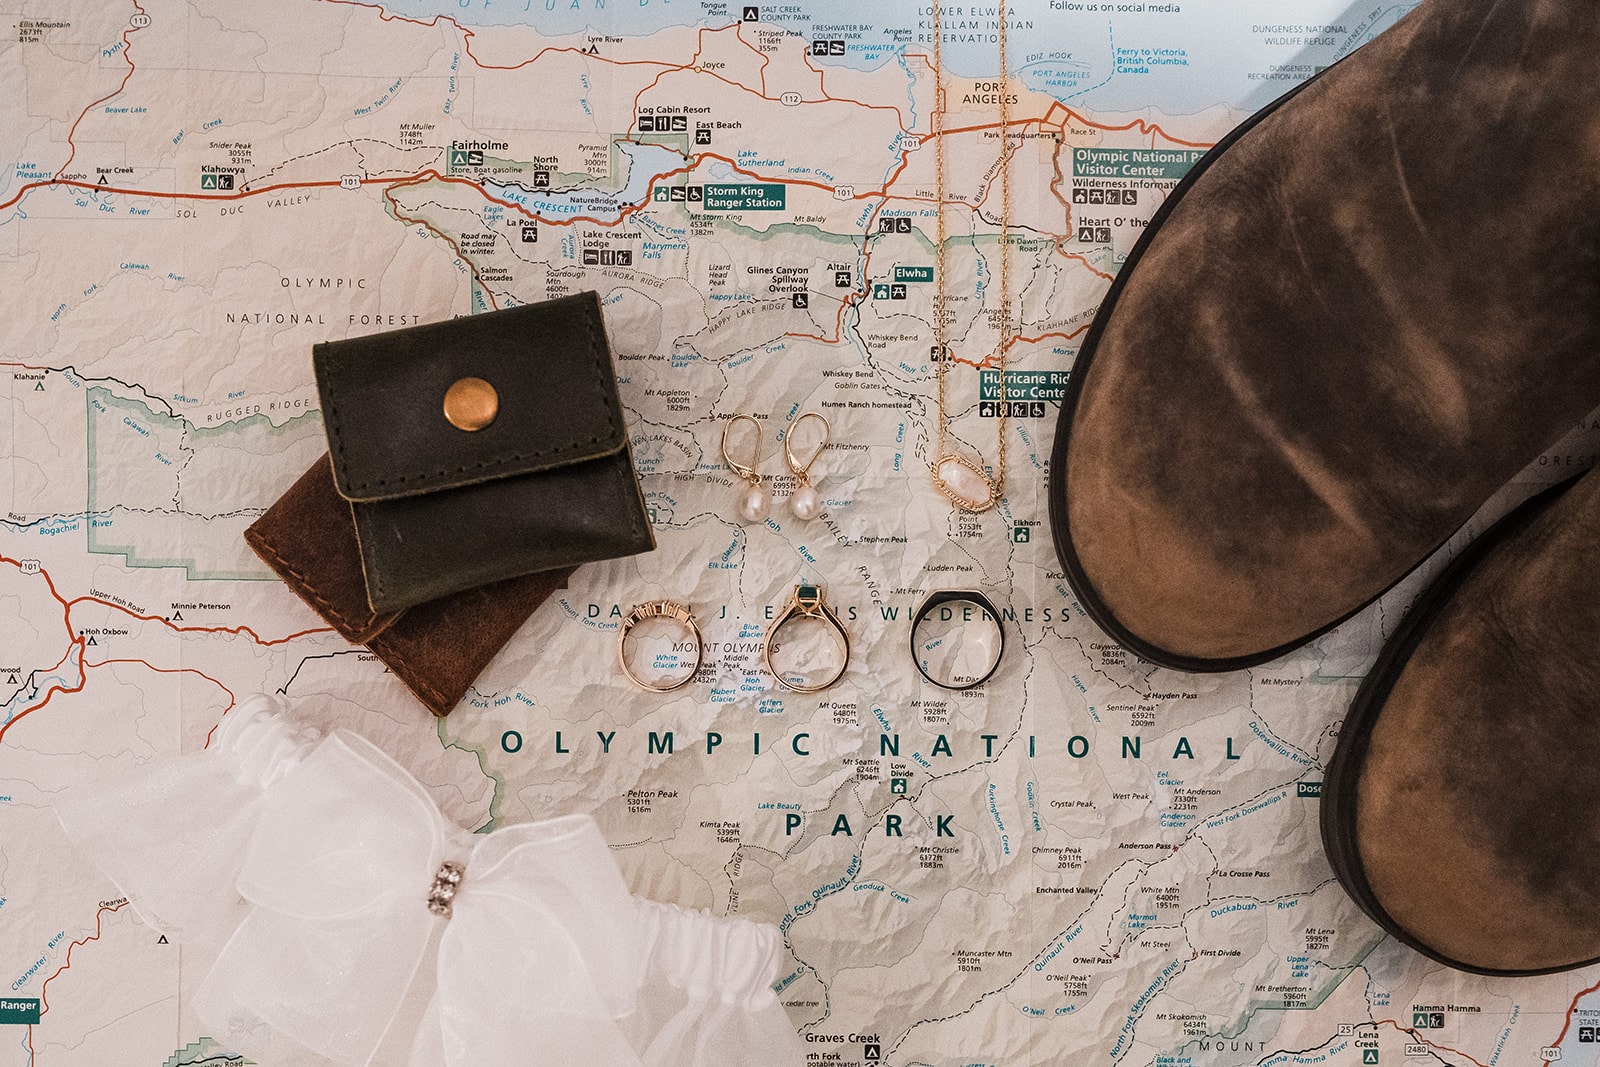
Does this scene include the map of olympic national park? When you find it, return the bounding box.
[3,1,1598,1065]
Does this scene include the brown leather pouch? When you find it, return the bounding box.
[245,455,574,716]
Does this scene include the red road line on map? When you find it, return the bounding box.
[1055,244,1116,281]
[784,142,1101,351]
[735,23,772,96]
[323,3,823,128]
[382,174,502,309]
[202,709,238,748]
[384,151,882,238]
[6,556,78,643]
[1049,137,1074,233]
[36,903,130,1017]
[1046,100,1211,148]
[3,557,330,647]
[23,899,132,1057]
[321,4,912,131]
[628,52,914,142]
[63,594,329,646]
[85,658,237,709]
[0,553,90,744]
[1549,976,1600,1054]
[319,0,685,74]
[905,62,1214,149]
[3,19,1191,353]
[9,9,1212,230]
[799,44,844,100]
[1375,1019,1493,1067]
[0,556,326,746]
[1,175,367,213]
[54,2,147,181]
[1006,325,1091,354]
[0,638,86,747]
[7,124,1108,244]
[628,39,708,133]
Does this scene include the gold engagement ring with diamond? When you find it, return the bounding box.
[764,582,851,693]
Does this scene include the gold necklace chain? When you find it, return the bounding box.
[931,0,1009,513]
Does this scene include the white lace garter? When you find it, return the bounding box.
[54,694,807,1067]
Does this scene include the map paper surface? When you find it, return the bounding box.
[4,1,1600,1065]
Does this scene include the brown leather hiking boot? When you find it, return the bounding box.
[1048,0,1600,670]
[1322,470,1600,973]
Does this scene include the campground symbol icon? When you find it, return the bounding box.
[863,1044,881,1060]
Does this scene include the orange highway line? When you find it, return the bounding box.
[0,638,86,746]
[1049,138,1074,231]
[326,2,904,124]
[0,175,382,213]
[798,42,832,99]
[1054,244,1116,281]
[37,902,130,1016]
[786,320,1089,366]
[1007,326,1091,352]
[11,122,1093,232]
[85,658,237,707]
[203,705,245,748]
[25,2,1207,220]
[1550,976,1600,1053]
[628,39,707,137]
[320,0,687,73]
[64,594,331,646]
[54,2,147,180]
[1,554,76,641]
[329,2,910,132]
[0,555,327,748]
[1375,1019,1492,1067]
[41,642,79,678]
[382,174,503,309]
[735,22,772,96]
[25,901,130,1056]
[1056,102,1211,148]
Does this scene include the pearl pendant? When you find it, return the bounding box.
[791,484,820,520]
[934,454,997,512]
[738,482,770,522]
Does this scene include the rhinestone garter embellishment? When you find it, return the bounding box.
[427,860,465,918]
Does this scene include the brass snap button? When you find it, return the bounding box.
[443,377,498,431]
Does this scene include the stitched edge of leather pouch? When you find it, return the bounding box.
[243,455,399,645]
[366,565,574,716]
[244,454,576,716]
[312,291,654,613]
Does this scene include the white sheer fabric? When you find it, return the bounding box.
[54,694,805,1067]
[627,901,809,1067]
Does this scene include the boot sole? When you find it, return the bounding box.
[1047,50,1476,673]
[1319,471,1600,976]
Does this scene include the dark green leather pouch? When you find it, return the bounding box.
[313,291,654,614]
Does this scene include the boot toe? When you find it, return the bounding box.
[1326,474,1600,974]
[1049,0,1600,668]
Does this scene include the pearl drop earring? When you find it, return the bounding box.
[720,414,770,523]
[785,412,829,521]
